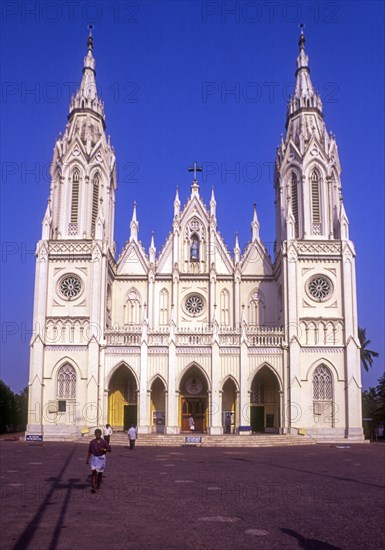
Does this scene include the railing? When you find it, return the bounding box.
[105,327,141,345]
[105,325,284,347]
[246,326,284,346]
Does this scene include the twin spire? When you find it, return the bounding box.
[287,25,323,120]
[68,26,105,123]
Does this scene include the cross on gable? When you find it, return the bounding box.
[188,161,203,182]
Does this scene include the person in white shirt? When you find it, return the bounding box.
[103,424,113,444]
[127,425,138,450]
[188,415,195,433]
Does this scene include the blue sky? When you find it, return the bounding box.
[1,0,384,393]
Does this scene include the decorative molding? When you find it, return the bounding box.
[148,347,169,354]
[297,242,341,256]
[46,345,87,351]
[176,347,211,354]
[105,347,141,354]
[301,347,344,353]
[248,348,283,355]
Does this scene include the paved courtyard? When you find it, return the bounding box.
[0,440,384,549]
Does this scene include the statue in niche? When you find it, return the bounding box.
[190,235,199,261]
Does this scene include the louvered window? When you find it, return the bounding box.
[311,171,320,224]
[291,173,299,238]
[91,174,99,237]
[70,171,80,224]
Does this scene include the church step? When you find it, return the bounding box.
[80,433,316,447]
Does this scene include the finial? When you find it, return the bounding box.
[87,25,94,51]
[298,23,305,49]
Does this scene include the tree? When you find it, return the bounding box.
[0,381,28,433]
[358,327,379,372]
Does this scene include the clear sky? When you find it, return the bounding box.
[1,0,384,393]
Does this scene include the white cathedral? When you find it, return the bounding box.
[27,29,364,441]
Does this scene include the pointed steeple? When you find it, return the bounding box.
[339,202,350,240]
[130,202,139,242]
[234,232,241,264]
[287,25,322,122]
[251,203,260,241]
[42,200,52,240]
[149,231,156,263]
[286,201,296,240]
[210,187,216,218]
[173,187,180,217]
[69,27,105,124]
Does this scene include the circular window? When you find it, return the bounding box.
[185,294,204,316]
[59,275,82,300]
[307,275,332,301]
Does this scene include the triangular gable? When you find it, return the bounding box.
[180,195,210,225]
[117,240,149,275]
[240,241,272,276]
[156,234,173,274]
[212,233,233,275]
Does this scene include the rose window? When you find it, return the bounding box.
[60,275,82,299]
[308,276,331,301]
[185,294,204,315]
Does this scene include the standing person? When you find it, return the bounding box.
[103,423,113,444]
[86,428,111,493]
[188,415,195,433]
[127,425,138,450]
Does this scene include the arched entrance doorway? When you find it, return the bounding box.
[179,365,208,433]
[250,366,280,433]
[150,377,166,433]
[222,378,237,434]
[108,364,137,431]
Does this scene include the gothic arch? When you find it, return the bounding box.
[304,358,340,382]
[282,164,301,187]
[248,288,265,325]
[220,374,239,392]
[56,362,77,399]
[124,287,142,325]
[249,363,281,433]
[248,363,283,391]
[148,374,168,392]
[159,288,169,325]
[51,356,82,380]
[220,289,230,326]
[177,362,210,391]
[106,361,139,389]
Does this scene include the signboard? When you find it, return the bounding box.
[25,434,43,442]
[185,436,202,444]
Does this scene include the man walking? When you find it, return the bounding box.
[127,425,138,450]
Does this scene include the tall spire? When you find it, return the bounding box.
[173,187,180,217]
[130,202,139,242]
[68,27,105,124]
[210,187,216,218]
[251,203,260,241]
[287,25,322,122]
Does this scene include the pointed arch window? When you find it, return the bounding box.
[159,288,169,325]
[57,364,76,399]
[313,364,333,422]
[311,170,321,234]
[220,289,230,326]
[91,173,100,238]
[125,289,141,325]
[290,172,299,238]
[190,233,200,261]
[248,290,264,326]
[291,172,299,238]
[69,170,80,234]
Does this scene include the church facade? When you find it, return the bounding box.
[27,30,364,440]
